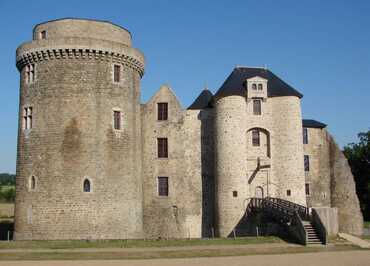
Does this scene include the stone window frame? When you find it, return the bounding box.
[40,30,47,40]
[28,175,37,192]
[157,176,169,197]
[82,178,93,193]
[253,99,262,115]
[286,189,291,196]
[305,183,310,196]
[232,191,238,197]
[112,107,123,131]
[112,64,121,83]
[252,83,257,90]
[304,155,310,172]
[157,137,169,158]
[25,63,36,84]
[157,102,168,121]
[303,127,309,144]
[252,129,260,146]
[22,105,33,131]
[257,83,263,91]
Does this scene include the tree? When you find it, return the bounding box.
[343,130,370,221]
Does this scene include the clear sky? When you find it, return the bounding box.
[0,0,369,173]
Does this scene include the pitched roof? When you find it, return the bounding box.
[214,67,303,99]
[187,89,213,110]
[302,119,327,128]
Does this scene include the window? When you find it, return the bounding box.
[287,190,291,196]
[25,64,35,84]
[232,191,238,197]
[304,155,310,171]
[253,99,261,115]
[157,138,168,158]
[113,64,121,82]
[158,176,168,196]
[40,30,47,39]
[303,127,308,144]
[23,107,33,130]
[252,129,260,146]
[83,179,91,192]
[157,102,168,121]
[305,183,310,195]
[113,110,121,130]
[29,176,36,191]
[258,83,263,90]
[252,83,257,90]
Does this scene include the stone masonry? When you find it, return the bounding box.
[14,18,363,240]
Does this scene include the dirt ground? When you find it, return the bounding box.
[0,250,369,266]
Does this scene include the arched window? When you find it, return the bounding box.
[83,179,91,192]
[252,83,257,90]
[258,83,263,90]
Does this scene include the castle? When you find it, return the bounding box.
[14,18,363,240]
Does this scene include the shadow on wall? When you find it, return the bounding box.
[0,221,14,240]
[199,110,215,238]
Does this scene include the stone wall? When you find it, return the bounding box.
[141,85,202,239]
[14,19,144,240]
[329,134,363,235]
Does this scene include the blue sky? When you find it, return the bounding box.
[0,0,369,173]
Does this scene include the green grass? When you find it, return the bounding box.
[0,236,283,250]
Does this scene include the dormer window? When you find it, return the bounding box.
[258,84,263,90]
[252,83,257,90]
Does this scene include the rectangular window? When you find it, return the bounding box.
[304,155,310,171]
[253,99,261,115]
[303,127,308,144]
[287,189,291,196]
[157,102,168,121]
[26,64,35,84]
[252,129,260,146]
[113,111,121,130]
[113,65,121,82]
[23,107,33,130]
[40,30,47,39]
[157,138,168,158]
[158,176,169,196]
[305,183,310,195]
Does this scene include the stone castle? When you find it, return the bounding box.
[14,18,363,240]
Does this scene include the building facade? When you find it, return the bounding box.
[14,18,363,240]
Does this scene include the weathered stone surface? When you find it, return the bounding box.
[329,135,364,236]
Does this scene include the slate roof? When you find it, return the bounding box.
[187,89,213,110]
[214,67,303,99]
[302,119,327,128]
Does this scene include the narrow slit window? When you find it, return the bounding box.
[113,111,121,130]
[158,176,169,196]
[113,65,121,82]
[157,102,168,121]
[287,189,291,196]
[23,107,33,130]
[304,155,310,172]
[305,183,310,195]
[83,179,91,192]
[303,127,308,144]
[252,129,260,146]
[30,176,36,190]
[253,99,261,115]
[157,138,168,158]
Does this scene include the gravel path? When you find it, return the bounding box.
[0,250,369,266]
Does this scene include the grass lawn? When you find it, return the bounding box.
[0,236,283,250]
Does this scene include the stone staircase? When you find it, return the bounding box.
[303,221,323,245]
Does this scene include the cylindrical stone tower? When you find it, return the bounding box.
[14,18,145,240]
[214,96,248,237]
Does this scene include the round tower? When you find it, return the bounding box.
[214,95,248,237]
[14,18,145,240]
